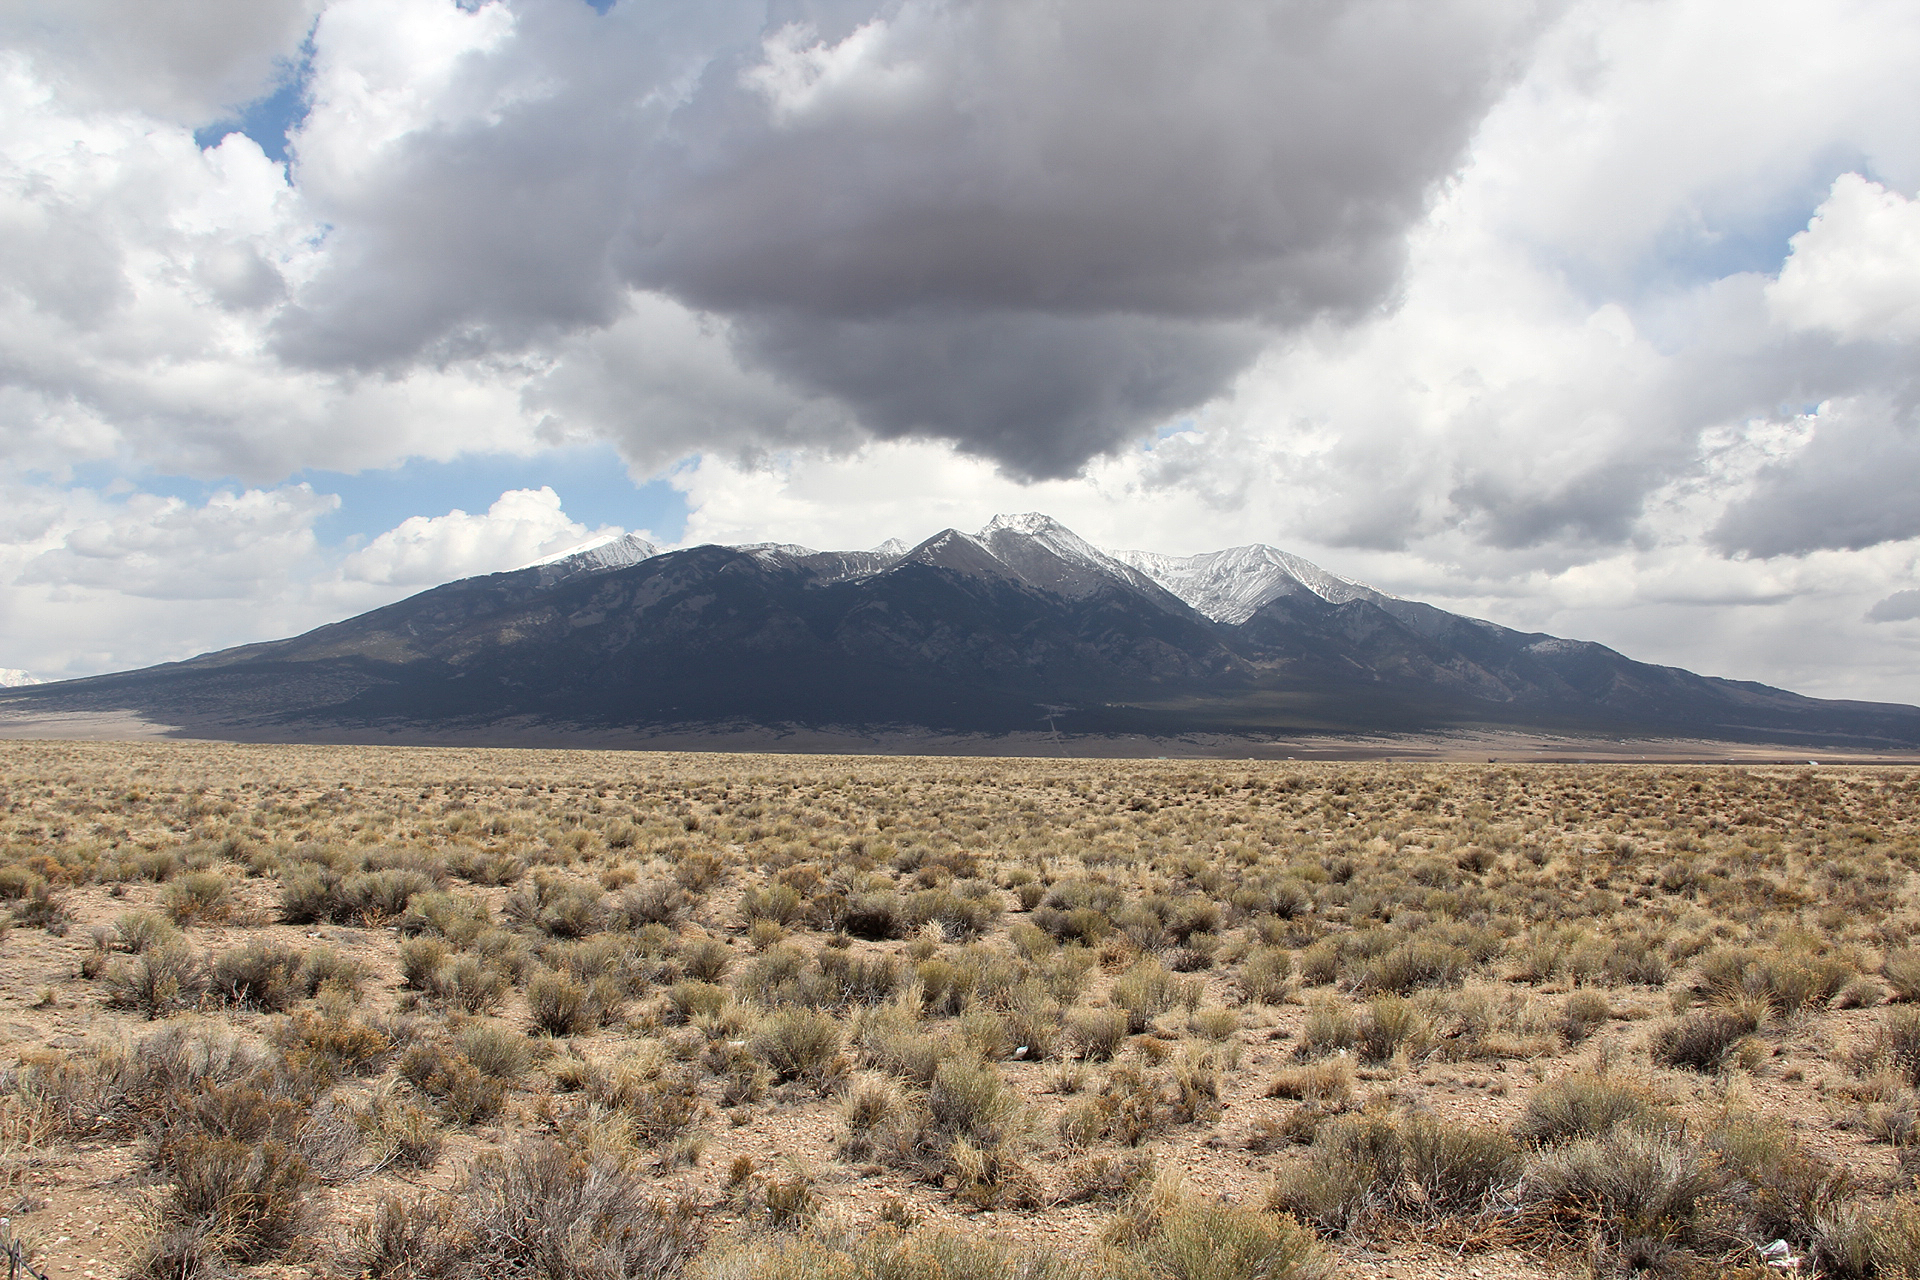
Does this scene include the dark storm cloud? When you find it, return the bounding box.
[0,0,319,122]
[1449,460,1661,550]
[1870,590,1920,623]
[272,0,1550,477]
[270,0,766,369]
[271,101,646,367]
[733,308,1267,478]
[627,0,1506,325]
[1712,394,1920,557]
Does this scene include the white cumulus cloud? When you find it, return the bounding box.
[1769,174,1920,343]
[17,485,337,600]
[341,486,614,586]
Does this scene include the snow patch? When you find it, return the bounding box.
[1114,544,1391,623]
[524,531,660,573]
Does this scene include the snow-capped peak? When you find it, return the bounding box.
[1113,544,1390,624]
[980,511,1069,537]
[978,512,1105,564]
[974,513,1188,608]
[741,542,819,560]
[0,668,42,688]
[977,513,1114,573]
[524,531,660,573]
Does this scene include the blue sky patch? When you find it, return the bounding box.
[1552,159,1874,315]
[193,38,314,164]
[299,443,689,545]
[50,444,689,549]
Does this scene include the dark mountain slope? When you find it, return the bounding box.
[1227,590,1920,744]
[6,533,1250,734]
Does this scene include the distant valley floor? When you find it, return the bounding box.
[4,704,1918,764]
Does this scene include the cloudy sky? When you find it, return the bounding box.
[4,0,1920,704]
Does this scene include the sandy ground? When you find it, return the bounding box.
[0,710,181,741]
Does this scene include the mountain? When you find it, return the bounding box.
[5,514,1918,750]
[0,669,41,689]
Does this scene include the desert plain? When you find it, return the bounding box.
[0,741,1918,1278]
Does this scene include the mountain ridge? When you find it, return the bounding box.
[5,513,1917,751]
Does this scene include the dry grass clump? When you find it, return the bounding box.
[152,1113,317,1263]
[702,1193,1327,1280]
[353,1140,704,1280]
[161,870,233,925]
[1265,1059,1354,1108]
[1269,1112,1406,1234]
[1065,1007,1130,1062]
[1883,950,1920,1003]
[1514,1073,1657,1144]
[565,1051,705,1149]
[348,1083,446,1170]
[1354,995,1430,1065]
[1556,989,1612,1043]
[398,1042,507,1124]
[1400,1114,1522,1212]
[506,870,610,938]
[19,1033,326,1275]
[275,1008,395,1082]
[841,1052,1037,1199]
[1109,1180,1329,1280]
[1517,1124,1725,1266]
[751,1008,844,1090]
[281,861,440,925]
[110,908,180,954]
[1694,944,1853,1017]
[1295,999,1358,1059]
[1353,937,1472,996]
[209,940,361,1012]
[1649,1006,1765,1073]
[101,941,207,1018]
[1255,1087,1866,1277]
[527,968,616,1036]
[695,1224,1076,1280]
[1057,1054,1222,1150]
